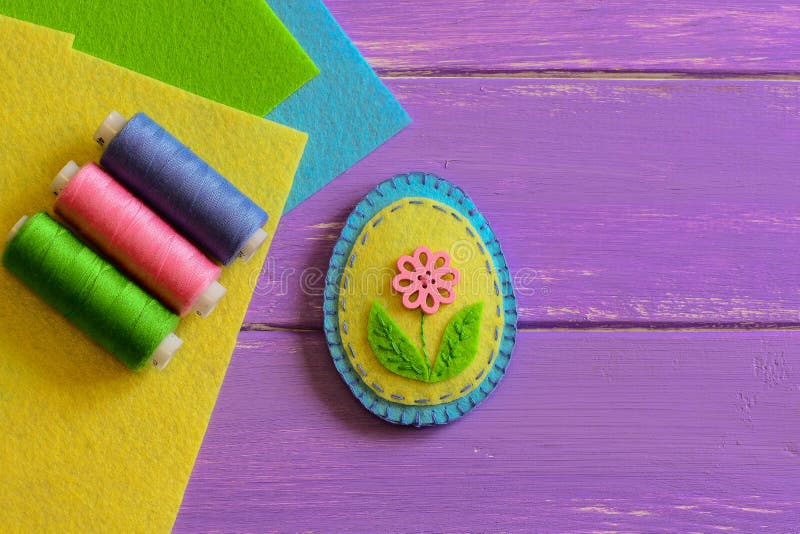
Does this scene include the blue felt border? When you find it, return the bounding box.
[323,173,518,426]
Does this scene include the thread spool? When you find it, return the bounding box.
[3,213,182,370]
[52,161,226,318]
[95,111,269,265]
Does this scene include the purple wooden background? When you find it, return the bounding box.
[175,2,800,532]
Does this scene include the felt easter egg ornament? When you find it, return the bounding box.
[324,173,517,426]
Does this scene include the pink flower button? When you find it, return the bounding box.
[391,246,460,314]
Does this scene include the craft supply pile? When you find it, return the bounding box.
[0,2,506,530]
[3,111,268,370]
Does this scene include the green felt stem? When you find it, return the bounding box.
[420,310,429,363]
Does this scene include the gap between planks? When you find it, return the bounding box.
[378,69,800,81]
[240,322,800,334]
[251,75,799,335]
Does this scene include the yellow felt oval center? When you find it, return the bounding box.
[338,198,505,405]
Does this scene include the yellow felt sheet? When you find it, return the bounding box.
[0,16,306,532]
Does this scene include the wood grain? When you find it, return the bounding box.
[175,330,800,532]
[245,78,800,330]
[175,4,800,531]
[325,0,800,76]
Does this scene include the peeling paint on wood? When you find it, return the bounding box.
[175,331,800,532]
[246,78,800,329]
[325,0,800,76]
[174,3,800,531]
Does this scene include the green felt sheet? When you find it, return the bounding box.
[0,0,318,115]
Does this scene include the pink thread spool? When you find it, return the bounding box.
[52,162,226,317]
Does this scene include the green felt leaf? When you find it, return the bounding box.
[0,0,318,115]
[367,302,429,382]
[430,302,484,383]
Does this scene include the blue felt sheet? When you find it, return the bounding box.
[266,0,411,211]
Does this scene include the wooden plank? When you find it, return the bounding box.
[174,329,800,532]
[246,78,800,329]
[325,0,800,75]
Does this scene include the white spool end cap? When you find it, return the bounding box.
[6,215,29,244]
[94,111,128,147]
[238,228,268,262]
[150,332,183,371]
[193,280,227,318]
[51,161,80,195]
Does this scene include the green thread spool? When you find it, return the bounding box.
[3,212,182,370]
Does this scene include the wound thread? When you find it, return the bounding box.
[54,162,223,317]
[99,112,268,265]
[2,213,179,370]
